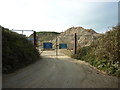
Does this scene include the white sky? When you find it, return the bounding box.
[0,0,119,36]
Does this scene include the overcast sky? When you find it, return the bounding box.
[0,0,119,36]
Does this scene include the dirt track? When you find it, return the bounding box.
[3,51,118,88]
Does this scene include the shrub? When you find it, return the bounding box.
[71,46,92,59]
[2,27,40,74]
[71,25,120,76]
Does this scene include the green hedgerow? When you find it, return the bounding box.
[2,27,40,74]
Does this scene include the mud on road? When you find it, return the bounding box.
[3,51,118,88]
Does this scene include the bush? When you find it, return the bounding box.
[2,27,40,74]
[71,46,92,59]
[71,25,120,76]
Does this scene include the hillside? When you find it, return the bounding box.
[52,26,102,49]
[2,26,40,74]
[29,27,102,49]
[72,25,120,76]
[60,26,97,35]
[29,31,60,46]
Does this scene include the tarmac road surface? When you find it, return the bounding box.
[3,51,118,88]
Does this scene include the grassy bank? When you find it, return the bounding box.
[2,27,40,74]
[72,25,120,76]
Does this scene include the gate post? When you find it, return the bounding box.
[33,31,37,47]
[74,33,77,54]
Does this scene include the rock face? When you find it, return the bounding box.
[52,27,102,49]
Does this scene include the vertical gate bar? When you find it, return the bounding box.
[74,33,77,54]
[56,36,58,56]
[57,36,59,55]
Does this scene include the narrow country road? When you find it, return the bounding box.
[3,51,118,88]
